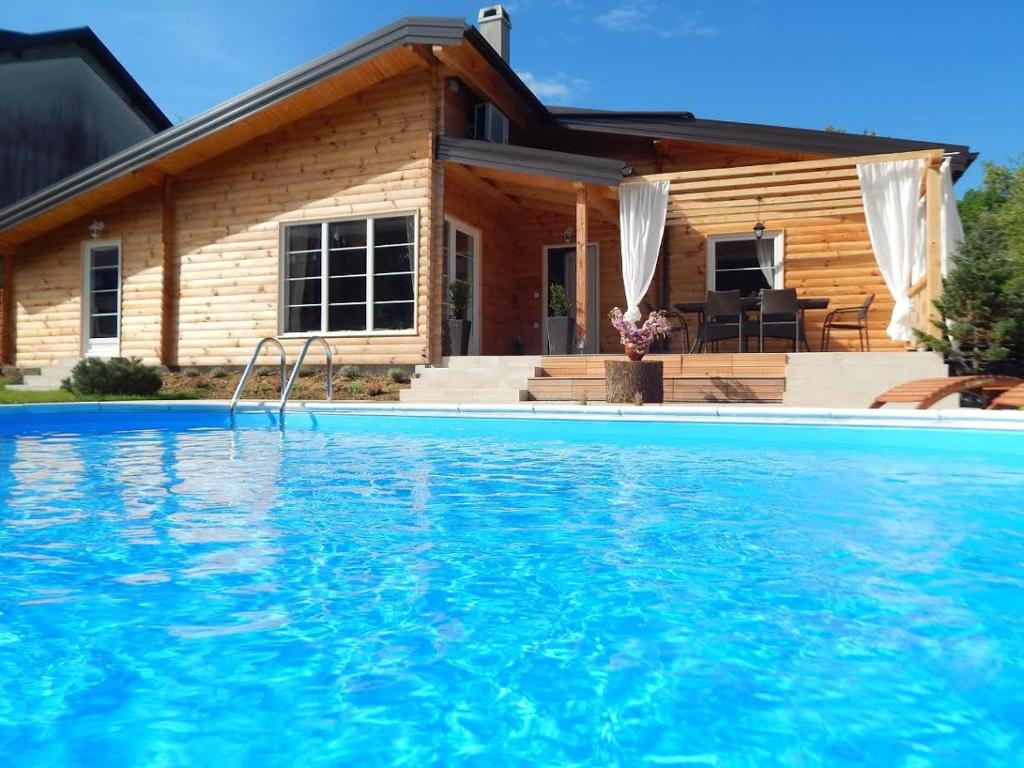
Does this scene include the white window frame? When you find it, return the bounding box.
[278,210,419,338]
[444,216,483,355]
[80,238,122,357]
[706,231,785,292]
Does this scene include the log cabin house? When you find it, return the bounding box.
[0,8,974,396]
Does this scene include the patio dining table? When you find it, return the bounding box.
[673,296,831,352]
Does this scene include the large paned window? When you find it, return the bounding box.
[707,234,782,297]
[282,215,416,334]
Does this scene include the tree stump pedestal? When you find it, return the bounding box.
[604,360,664,404]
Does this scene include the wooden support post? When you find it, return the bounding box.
[0,253,13,366]
[159,177,178,367]
[924,160,943,325]
[574,184,589,349]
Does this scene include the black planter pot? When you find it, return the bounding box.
[546,316,573,355]
[448,319,471,356]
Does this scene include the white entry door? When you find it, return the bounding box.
[444,218,482,355]
[83,240,121,357]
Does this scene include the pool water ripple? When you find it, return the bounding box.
[1,411,1023,766]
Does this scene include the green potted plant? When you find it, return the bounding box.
[546,283,573,355]
[448,279,472,356]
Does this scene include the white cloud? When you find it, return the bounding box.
[518,71,590,104]
[596,2,720,37]
[596,1,654,33]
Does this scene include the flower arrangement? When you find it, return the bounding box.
[608,307,672,360]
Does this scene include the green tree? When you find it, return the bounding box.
[915,215,1018,375]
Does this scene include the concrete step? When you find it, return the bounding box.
[12,359,79,391]
[437,355,542,370]
[5,384,65,393]
[412,368,541,388]
[399,387,529,404]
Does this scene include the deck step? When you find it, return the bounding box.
[399,388,529,403]
[527,376,784,403]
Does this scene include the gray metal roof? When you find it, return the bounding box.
[437,136,627,187]
[0,17,475,235]
[549,108,975,177]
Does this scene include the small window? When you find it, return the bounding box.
[283,215,416,334]
[708,235,781,297]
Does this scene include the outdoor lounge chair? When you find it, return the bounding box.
[988,382,1024,410]
[869,375,1023,409]
[758,289,801,353]
[821,294,874,351]
[696,290,743,352]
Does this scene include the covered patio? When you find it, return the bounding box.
[436,137,961,366]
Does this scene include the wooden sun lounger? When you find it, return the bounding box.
[988,382,1024,410]
[869,375,1023,410]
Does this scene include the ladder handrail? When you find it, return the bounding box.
[229,337,287,416]
[279,335,333,415]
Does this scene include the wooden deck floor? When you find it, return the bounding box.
[527,353,787,403]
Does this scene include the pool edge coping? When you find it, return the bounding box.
[1,399,1023,432]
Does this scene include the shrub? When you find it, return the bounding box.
[339,364,360,380]
[386,367,409,384]
[449,279,471,320]
[548,283,571,317]
[62,357,163,396]
[209,367,228,379]
[343,380,364,398]
[183,367,201,378]
[364,381,385,397]
[256,366,276,378]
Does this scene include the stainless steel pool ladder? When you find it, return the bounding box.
[229,336,334,419]
[230,337,287,417]
[279,336,333,415]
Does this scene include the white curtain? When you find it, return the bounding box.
[619,180,670,322]
[939,157,964,276]
[755,238,774,285]
[857,158,926,342]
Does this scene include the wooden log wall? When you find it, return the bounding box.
[171,69,435,366]
[11,69,438,367]
[12,188,162,368]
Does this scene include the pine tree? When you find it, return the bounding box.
[914,214,1020,375]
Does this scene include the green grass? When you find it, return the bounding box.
[0,381,201,405]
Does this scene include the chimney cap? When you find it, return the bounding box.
[477,5,512,27]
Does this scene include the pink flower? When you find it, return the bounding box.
[608,307,672,354]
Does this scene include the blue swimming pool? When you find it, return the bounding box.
[2,406,1023,766]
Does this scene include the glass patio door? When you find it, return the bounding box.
[84,241,121,357]
[443,218,481,355]
[544,244,599,353]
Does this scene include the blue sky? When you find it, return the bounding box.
[4,0,1022,191]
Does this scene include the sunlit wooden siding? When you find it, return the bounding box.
[11,68,439,368]
[12,188,162,367]
[171,69,436,366]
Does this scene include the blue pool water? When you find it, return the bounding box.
[1,408,1024,767]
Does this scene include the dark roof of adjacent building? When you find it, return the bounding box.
[547,107,976,178]
[0,26,171,132]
